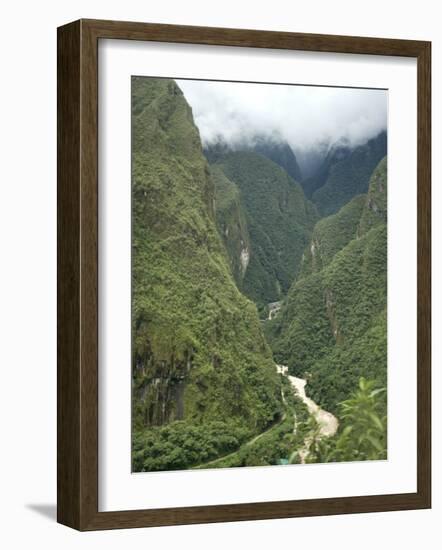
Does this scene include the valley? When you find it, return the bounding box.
[131,76,388,472]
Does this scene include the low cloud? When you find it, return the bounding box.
[177,79,387,152]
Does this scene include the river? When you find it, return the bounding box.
[277,365,338,463]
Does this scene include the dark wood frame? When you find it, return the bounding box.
[57,18,431,531]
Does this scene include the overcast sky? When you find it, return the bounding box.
[177,79,387,152]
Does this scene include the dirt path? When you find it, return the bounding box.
[194,411,287,469]
[277,365,338,463]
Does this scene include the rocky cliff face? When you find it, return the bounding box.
[131,77,282,433]
[211,164,251,286]
[208,151,318,308]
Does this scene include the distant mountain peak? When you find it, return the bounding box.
[204,134,303,183]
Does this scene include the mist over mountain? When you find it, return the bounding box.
[311,131,387,215]
[293,141,330,180]
[205,135,303,182]
[132,77,389,470]
[178,79,387,154]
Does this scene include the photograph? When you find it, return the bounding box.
[131,76,388,472]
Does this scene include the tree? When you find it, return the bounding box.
[309,377,387,463]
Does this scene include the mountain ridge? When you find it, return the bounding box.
[209,150,318,308]
[265,157,387,413]
[311,131,387,216]
[131,77,284,470]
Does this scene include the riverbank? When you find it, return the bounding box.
[193,365,337,469]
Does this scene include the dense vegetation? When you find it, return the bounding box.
[299,193,366,277]
[248,137,303,182]
[131,77,284,471]
[204,136,303,182]
[266,158,387,415]
[133,420,252,472]
[359,156,388,234]
[133,370,313,472]
[210,151,318,307]
[132,76,388,470]
[309,131,387,216]
[308,378,387,463]
[301,140,352,198]
[197,376,313,468]
[211,164,251,287]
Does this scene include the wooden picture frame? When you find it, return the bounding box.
[57,18,431,530]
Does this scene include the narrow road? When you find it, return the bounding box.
[267,301,282,320]
[277,365,338,463]
[193,411,287,469]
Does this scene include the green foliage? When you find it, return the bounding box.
[132,420,252,472]
[308,378,387,463]
[131,76,388,471]
[299,194,366,277]
[312,132,387,216]
[301,141,352,198]
[359,156,388,235]
[204,137,303,182]
[249,138,303,182]
[211,151,318,306]
[200,416,293,468]
[267,158,387,413]
[307,311,387,414]
[211,164,250,286]
[200,382,312,468]
[264,271,335,374]
[131,77,283,470]
[267,225,386,387]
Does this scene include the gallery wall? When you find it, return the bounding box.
[0,0,440,548]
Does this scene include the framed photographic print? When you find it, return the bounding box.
[57,19,431,530]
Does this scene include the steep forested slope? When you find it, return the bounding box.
[299,194,366,277]
[311,131,387,216]
[301,140,352,198]
[131,77,283,470]
[211,152,318,307]
[266,158,387,413]
[358,156,388,234]
[211,164,251,286]
[204,137,303,183]
[251,137,303,182]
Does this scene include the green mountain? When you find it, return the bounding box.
[308,131,387,216]
[266,157,387,414]
[301,140,352,198]
[299,193,366,277]
[251,138,303,182]
[210,151,318,308]
[205,137,303,183]
[212,164,251,286]
[131,77,283,470]
[358,156,388,234]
